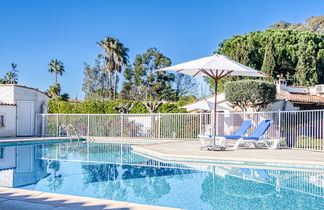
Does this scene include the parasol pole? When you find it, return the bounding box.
[213,77,218,146]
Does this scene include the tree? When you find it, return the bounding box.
[56,93,70,102]
[132,48,175,101]
[97,37,129,101]
[82,59,111,100]
[0,63,19,84]
[261,38,276,77]
[270,15,324,34]
[216,29,324,87]
[306,15,324,34]
[144,101,163,113]
[317,49,324,83]
[224,80,276,111]
[120,64,136,100]
[294,37,318,86]
[46,83,61,98]
[48,59,64,84]
[173,73,197,97]
[270,20,306,31]
[114,102,135,114]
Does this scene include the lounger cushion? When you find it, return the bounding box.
[207,135,241,139]
[240,136,261,140]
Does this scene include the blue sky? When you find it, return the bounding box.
[0,0,323,99]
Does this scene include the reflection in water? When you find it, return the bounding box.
[0,145,48,188]
[201,167,324,209]
[0,142,324,209]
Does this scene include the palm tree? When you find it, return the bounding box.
[4,71,18,84]
[46,83,61,98]
[0,63,19,84]
[48,59,65,84]
[97,37,128,100]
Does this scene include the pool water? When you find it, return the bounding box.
[0,142,324,210]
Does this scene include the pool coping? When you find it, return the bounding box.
[0,187,181,210]
[132,141,324,171]
[0,136,178,144]
[0,137,73,143]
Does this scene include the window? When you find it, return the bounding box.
[0,115,4,127]
[0,148,4,159]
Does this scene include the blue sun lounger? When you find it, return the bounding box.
[199,120,252,149]
[233,120,280,149]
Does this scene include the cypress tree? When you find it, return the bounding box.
[261,38,277,77]
[294,38,318,86]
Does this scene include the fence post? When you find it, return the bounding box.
[87,114,90,137]
[278,109,281,140]
[158,113,161,139]
[41,114,45,137]
[56,114,59,137]
[199,112,202,136]
[35,114,38,137]
[121,114,123,138]
[322,110,324,150]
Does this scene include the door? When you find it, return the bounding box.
[17,101,34,136]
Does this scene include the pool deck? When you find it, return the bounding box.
[0,187,180,210]
[132,141,324,170]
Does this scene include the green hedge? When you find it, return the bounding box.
[224,80,276,111]
[48,100,186,114]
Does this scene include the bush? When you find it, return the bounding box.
[158,103,187,113]
[224,80,276,111]
[48,99,187,114]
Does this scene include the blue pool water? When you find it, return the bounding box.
[0,141,324,210]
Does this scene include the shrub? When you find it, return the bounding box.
[158,103,187,113]
[48,100,187,114]
[224,80,276,111]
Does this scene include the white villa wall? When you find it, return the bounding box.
[266,100,299,111]
[0,85,48,114]
[0,84,49,137]
[13,86,48,114]
[0,86,15,104]
[0,105,16,137]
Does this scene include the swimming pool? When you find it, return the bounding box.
[0,141,324,209]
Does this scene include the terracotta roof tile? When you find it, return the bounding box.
[277,92,324,104]
[0,103,16,106]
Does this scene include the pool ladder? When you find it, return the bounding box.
[58,124,81,143]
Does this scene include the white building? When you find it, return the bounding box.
[0,84,49,137]
[183,81,324,113]
[269,80,324,111]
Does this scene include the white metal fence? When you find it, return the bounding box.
[36,109,324,151]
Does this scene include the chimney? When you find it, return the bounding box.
[274,79,287,94]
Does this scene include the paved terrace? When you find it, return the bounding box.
[132,141,324,169]
[0,187,180,210]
